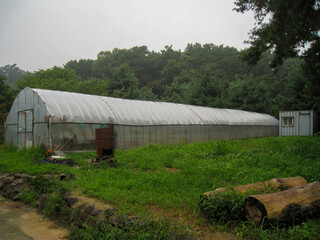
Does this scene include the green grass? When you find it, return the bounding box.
[69,218,185,240]
[1,136,320,239]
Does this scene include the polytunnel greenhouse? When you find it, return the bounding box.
[5,88,279,151]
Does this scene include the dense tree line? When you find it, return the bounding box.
[1,43,316,117]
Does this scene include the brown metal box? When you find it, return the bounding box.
[95,128,114,157]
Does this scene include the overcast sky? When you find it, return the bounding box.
[0,0,254,72]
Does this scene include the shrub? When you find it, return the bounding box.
[199,190,246,224]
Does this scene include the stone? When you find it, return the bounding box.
[37,194,48,213]
[126,216,140,226]
[12,192,22,201]
[13,173,25,179]
[0,174,30,200]
[76,204,94,222]
[84,204,95,214]
[11,178,24,186]
[65,197,79,207]
[104,208,117,218]
[110,214,125,228]
[4,176,14,184]
[90,210,102,216]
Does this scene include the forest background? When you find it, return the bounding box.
[0,43,316,119]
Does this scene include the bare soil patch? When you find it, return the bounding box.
[165,167,181,173]
[0,195,68,240]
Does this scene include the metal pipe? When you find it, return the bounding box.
[24,112,26,147]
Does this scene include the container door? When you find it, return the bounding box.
[299,113,310,136]
[18,110,33,148]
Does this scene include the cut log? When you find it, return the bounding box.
[204,176,307,197]
[245,182,320,224]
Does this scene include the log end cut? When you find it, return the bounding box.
[245,196,268,224]
[245,182,320,224]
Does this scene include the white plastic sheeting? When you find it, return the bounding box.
[34,88,278,126]
[5,88,279,151]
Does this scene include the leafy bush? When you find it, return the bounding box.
[20,175,63,206]
[20,189,39,205]
[199,190,246,224]
[43,191,66,218]
[199,184,280,225]
[27,175,61,194]
[41,188,70,223]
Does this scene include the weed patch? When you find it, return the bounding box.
[69,218,188,240]
[199,190,246,224]
[236,219,320,240]
[20,175,66,206]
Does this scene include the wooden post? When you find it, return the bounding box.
[24,111,26,147]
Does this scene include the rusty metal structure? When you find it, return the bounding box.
[5,88,279,151]
[95,128,114,157]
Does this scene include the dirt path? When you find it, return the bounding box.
[0,195,68,240]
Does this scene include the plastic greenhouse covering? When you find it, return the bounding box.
[5,88,279,151]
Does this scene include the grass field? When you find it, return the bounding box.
[1,136,320,239]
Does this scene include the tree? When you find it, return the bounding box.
[275,58,314,112]
[0,75,17,113]
[227,74,273,114]
[186,69,228,108]
[234,0,320,109]
[0,64,28,89]
[64,59,94,80]
[160,59,181,87]
[17,67,79,91]
[163,77,189,103]
[109,64,140,99]
[234,0,320,66]
[77,78,110,96]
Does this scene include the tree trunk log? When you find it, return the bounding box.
[204,176,307,197]
[245,182,320,224]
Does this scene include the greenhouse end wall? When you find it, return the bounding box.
[4,88,50,149]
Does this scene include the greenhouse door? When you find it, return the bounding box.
[18,110,33,148]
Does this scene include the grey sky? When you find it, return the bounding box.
[0,0,254,72]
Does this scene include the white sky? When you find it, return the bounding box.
[0,0,254,72]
